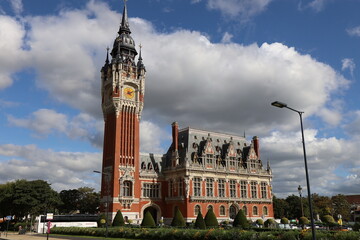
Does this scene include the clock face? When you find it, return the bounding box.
[124,87,135,99]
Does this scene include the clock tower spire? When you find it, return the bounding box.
[100,0,145,220]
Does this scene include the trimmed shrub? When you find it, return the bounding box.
[256,219,264,226]
[280,217,289,224]
[321,215,335,224]
[98,214,107,228]
[233,209,249,229]
[264,218,276,228]
[299,216,309,227]
[141,211,156,227]
[112,210,125,226]
[171,207,186,227]
[204,208,218,227]
[194,212,206,229]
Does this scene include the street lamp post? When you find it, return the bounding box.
[271,101,316,240]
[94,170,110,238]
[298,185,304,217]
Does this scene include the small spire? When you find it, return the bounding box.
[138,43,143,60]
[105,47,109,64]
[119,0,131,34]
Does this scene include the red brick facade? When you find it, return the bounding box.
[99,3,274,224]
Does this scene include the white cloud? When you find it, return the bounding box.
[206,0,272,20]
[341,58,355,77]
[308,0,327,12]
[0,144,102,191]
[0,15,27,89]
[346,26,360,37]
[0,1,355,196]
[221,32,233,43]
[8,0,23,15]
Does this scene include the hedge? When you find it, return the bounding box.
[50,227,360,240]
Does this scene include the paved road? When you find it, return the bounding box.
[0,232,107,240]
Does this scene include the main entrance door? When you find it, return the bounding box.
[143,206,158,224]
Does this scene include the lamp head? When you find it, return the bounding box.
[271,101,287,108]
[298,185,302,194]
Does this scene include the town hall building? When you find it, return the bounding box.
[99,2,274,225]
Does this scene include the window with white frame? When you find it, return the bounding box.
[240,181,247,198]
[142,183,160,198]
[251,181,257,198]
[253,206,258,215]
[230,180,236,198]
[206,154,213,165]
[218,179,225,197]
[229,157,236,168]
[193,177,201,197]
[206,178,214,197]
[263,206,268,216]
[261,182,267,199]
[122,181,132,197]
[220,205,226,216]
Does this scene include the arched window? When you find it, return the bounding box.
[263,206,268,216]
[219,205,226,216]
[194,205,201,216]
[243,205,248,216]
[253,206,258,216]
[148,162,153,170]
[229,205,237,219]
[141,162,146,170]
[123,181,132,197]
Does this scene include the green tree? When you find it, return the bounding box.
[204,208,218,227]
[141,211,156,227]
[171,207,186,227]
[256,219,264,226]
[273,195,289,219]
[194,212,206,229]
[77,187,100,214]
[59,189,82,214]
[285,195,306,219]
[321,215,335,224]
[0,179,61,219]
[233,209,249,229]
[312,193,332,217]
[331,194,351,221]
[112,210,125,226]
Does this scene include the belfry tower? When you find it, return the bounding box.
[100,1,145,220]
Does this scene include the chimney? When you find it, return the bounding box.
[253,136,260,159]
[172,122,179,152]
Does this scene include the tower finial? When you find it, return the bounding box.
[139,43,143,60]
[119,0,130,34]
[106,46,109,64]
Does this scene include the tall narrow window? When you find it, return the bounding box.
[253,206,258,216]
[261,182,267,199]
[178,178,183,196]
[220,205,226,216]
[169,180,174,197]
[243,205,248,215]
[240,181,247,198]
[251,181,257,198]
[193,177,201,197]
[229,157,236,169]
[263,206,268,216]
[123,181,132,197]
[206,178,214,197]
[218,179,225,197]
[229,205,237,219]
[230,180,236,198]
[206,154,213,165]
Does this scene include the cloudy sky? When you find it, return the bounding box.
[0,0,359,198]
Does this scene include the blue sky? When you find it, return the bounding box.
[0,0,360,198]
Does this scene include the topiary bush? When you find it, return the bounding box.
[299,216,309,229]
[280,217,289,224]
[321,215,335,225]
[98,214,107,228]
[204,208,218,228]
[112,210,125,226]
[141,211,156,227]
[256,219,264,226]
[233,209,249,229]
[171,207,186,227]
[264,218,276,228]
[194,212,206,229]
